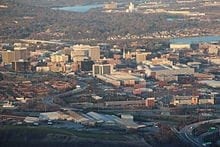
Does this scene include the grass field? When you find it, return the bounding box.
[0,125,128,141]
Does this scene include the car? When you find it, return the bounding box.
[33,122,39,126]
[202,142,212,146]
[48,120,53,125]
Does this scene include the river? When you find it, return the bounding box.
[170,35,220,44]
[52,4,104,13]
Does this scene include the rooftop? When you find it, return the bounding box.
[198,80,220,88]
[105,72,145,81]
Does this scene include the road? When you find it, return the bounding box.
[0,114,25,121]
[175,119,220,147]
[19,39,70,45]
[42,81,88,105]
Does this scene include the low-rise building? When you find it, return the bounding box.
[208,57,220,65]
[151,57,173,65]
[172,96,192,106]
[144,64,194,81]
[198,80,220,88]
[12,60,30,72]
[66,111,90,123]
[198,98,214,105]
[96,71,146,87]
[208,44,220,55]
[24,117,39,123]
[104,2,117,10]
[136,52,151,63]
[170,43,191,50]
[36,66,50,72]
[50,53,69,63]
[171,95,215,106]
[39,111,69,121]
[146,97,155,107]
[105,98,154,108]
[92,63,113,76]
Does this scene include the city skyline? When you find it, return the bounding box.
[0,0,220,147]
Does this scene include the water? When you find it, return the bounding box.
[52,4,104,13]
[170,35,220,44]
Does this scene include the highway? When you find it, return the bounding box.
[19,39,69,45]
[0,114,25,121]
[42,81,88,105]
[175,119,220,147]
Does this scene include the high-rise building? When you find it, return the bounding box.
[92,64,113,76]
[12,60,30,72]
[71,45,100,62]
[1,47,29,64]
[1,50,14,64]
[14,47,29,61]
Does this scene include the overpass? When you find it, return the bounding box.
[175,118,220,147]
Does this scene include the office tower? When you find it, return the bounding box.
[1,47,29,64]
[1,50,14,64]
[71,45,100,62]
[14,47,29,61]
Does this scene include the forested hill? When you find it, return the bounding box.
[0,0,218,42]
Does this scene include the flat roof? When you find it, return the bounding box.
[198,80,220,88]
[105,72,145,81]
[150,65,168,71]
